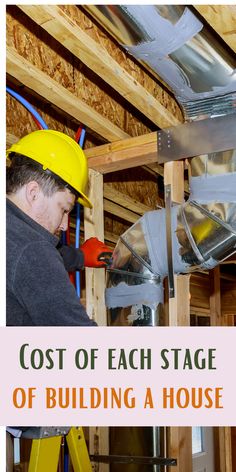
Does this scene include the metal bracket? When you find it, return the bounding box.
[21,427,70,439]
[90,454,177,466]
[164,184,175,298]
[157,114,236,163]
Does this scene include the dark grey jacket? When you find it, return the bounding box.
[6,199,97,326]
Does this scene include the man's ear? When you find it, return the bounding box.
[25,181,41,206]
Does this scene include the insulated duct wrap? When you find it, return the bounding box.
[106,150,236,326]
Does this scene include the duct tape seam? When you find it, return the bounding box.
[122,5,236,101]
[124,8,203,58]
[105,281,164,308]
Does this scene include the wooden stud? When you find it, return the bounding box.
[164,161,189,326]
[164,161,192,471]
[168,275,191,326]
[83,171,109,471]
[104,200,141,225]
[167,427,192,472]
[104,184,153,214]
[215,427,233,472]
[164,161,185,205]
[84,170,106,326]
[6,132,19,148]
[7,47,129,143]
[89,427,109,472]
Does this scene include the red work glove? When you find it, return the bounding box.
[80,237,113,268]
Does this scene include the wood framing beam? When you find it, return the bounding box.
[164,163,192,471]
[6,47,129,143]
[85,132,158,173]
[167,275,191,326]
[194,5,236,53]
[164,161,190,325]
[6,132,18,148]
[84,171,109,471]
[104,200,140,224]
[84,169,106,325]
[89,427,109,472]
[215,427,233,472]
[104,185,153,215]
[164,161,185,205]
[19,5,181,129]
[168,427,192,472]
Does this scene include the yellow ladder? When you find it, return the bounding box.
[28,427,92,472]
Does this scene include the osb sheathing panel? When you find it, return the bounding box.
[6,6,153,141]
[6,5,165,238]
[6,92,80,143]
[104,168,163,209]
[60,5,183,123]
[6,86,103,149]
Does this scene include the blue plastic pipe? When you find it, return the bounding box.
[6,87,48,130]
[75,128,86,297]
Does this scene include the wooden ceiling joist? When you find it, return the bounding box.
[194,5,236,53]
[85,132,158,173]
[104,200,140,224]
[18,4,181,130]
[104,185,153,215]
[7,47,129,143]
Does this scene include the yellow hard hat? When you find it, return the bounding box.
[6,129,92,208]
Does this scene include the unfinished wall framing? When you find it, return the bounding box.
[6,4,236,472]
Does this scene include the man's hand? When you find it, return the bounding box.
[80,237,113,268]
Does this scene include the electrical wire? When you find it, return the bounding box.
[75,126,82,143]
[6,86,48,130]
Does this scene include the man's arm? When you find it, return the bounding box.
[58,238,113,271]
[14,241,97,326]
[58,244,84,271]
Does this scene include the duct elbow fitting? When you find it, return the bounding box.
[106,151,236,325]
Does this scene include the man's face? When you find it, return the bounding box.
[34,188,76,235]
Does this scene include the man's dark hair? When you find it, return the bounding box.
[6,153,79,200]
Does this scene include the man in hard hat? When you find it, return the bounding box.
[6,130,112,326]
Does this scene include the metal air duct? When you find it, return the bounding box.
[106,149,236,325]
[90,5,236,120]
[93,4,236,321]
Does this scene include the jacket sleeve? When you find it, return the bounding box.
[13,241,97,326]
[57,244,84,271]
